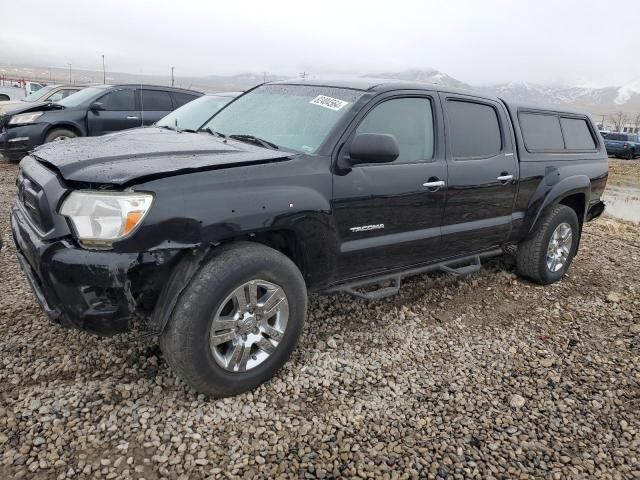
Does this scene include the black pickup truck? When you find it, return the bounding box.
[11,79,607,396]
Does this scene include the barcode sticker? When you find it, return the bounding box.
[309,95,349,111]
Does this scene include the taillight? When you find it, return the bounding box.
[623,143,629,148]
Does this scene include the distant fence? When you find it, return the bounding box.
[0,77,31,88]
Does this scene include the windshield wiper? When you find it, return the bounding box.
[156,124,175,131]
[199,126,227,139]
[228,134,279,150]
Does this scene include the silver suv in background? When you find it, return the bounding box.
[0,85,83,114]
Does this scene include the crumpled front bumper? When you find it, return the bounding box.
[0,124,46,160]
[11,205,182,336]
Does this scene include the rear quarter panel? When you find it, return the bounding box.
[505,105,608,240]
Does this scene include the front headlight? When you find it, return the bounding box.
[60,191,153,248]
[8,112,44,125]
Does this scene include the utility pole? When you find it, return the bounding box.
[48,68,52,81]
[171,66,175,87]
[68,63,72,83]
[299,71,308,79]
[262,71,268,84]
[102,54,106,84]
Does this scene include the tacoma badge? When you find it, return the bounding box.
[349,224,385,233]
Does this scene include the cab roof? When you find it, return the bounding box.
[271,76,498,99]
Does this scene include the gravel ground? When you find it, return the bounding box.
[0,159,639,479]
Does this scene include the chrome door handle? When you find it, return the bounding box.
[423,180,445,188]
[126,116,139,120]
[497,174,513,182]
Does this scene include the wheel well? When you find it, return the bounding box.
[0,94,9,101]
[559,193,586,224]
[248,230,305,277]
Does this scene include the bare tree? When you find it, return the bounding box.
[633,113,640,133]
[611,111,629,132]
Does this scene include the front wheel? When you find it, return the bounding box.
[516,204,580,284]
[44,128,77,143]
[160,242,307,397]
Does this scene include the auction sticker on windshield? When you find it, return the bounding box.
[310,95,349,111]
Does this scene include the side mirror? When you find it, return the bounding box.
[348,133,399,165]
[90,102,104,111]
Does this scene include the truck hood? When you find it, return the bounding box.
[31,127,294,185]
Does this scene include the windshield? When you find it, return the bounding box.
[203,84,363,153]
[157,95,233,131]
[607,133,629,141]
[57,86,107,108]
[23,86,55,103]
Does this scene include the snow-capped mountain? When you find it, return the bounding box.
[365,68,471,90]
[365,69,640,116]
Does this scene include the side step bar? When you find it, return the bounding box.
[324,248,503,300]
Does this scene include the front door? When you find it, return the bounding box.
[332,93,447,279]
[440,94,518,255]
[87,87,141,136]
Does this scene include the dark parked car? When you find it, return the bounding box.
[0,84,83,114]
[604,132,639,159]
[0,84,202,161]
[11,79,607,397]
[156,92,241,131]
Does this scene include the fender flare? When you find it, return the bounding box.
[526,174,591,236]
[149,246,211,335]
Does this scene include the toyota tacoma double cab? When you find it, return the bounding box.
[11,79,608,397]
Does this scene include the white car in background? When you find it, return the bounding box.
[0,84,83,114]
[0,81,46,101]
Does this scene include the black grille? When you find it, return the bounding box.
[16,170,50,233]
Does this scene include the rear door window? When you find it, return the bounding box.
[446,100,502,158]
[519,113,565,151]
[606,133,628,141]
[141,90,173,111]
[99,89,136,111]
[355,97,435,162]
[560,117,596,150]
[173,92,199,108]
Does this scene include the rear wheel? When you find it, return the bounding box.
[44,128,77,143]
[516,204,579,284]
[160,242,307,397]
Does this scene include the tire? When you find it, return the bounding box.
[160,242,307,397]
[516,204,580,285]
[44,128,77,143]
[0,94,9,101]
[625,149,634,160]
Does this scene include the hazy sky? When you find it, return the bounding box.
[0,0,636,87]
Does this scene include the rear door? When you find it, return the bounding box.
[332,91,447,278]
[140,89,175,125]
[440,94,518,255]
[87,87,141,136]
